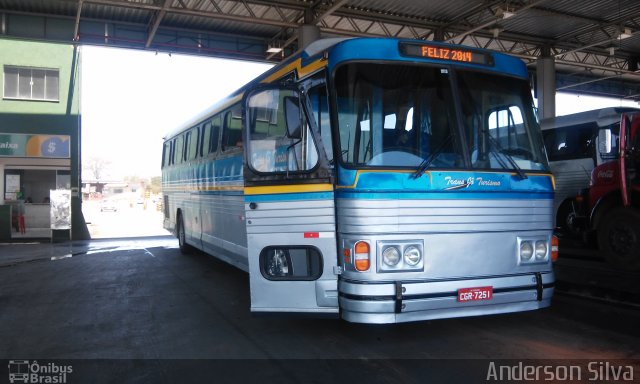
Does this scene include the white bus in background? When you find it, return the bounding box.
[541,107,640,236]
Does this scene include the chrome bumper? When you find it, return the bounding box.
[339,272,554,324]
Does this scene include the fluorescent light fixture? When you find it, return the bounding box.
[495,7,516,20]
[618,27,633,40]
[266,45,283,53]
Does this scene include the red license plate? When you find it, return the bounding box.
[457,286,493,302]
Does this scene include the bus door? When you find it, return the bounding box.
[242,85,338,315]
[620,112,640,206]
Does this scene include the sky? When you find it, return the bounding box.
[80,46,272,180]
[80,46,638,180]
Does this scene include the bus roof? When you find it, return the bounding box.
[165,37,529,140]
[540,107,640,131]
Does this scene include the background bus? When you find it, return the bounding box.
[541,107,639,236]
[162,37,556,323]
[542,108,640,269]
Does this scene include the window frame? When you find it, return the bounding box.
[245,86,321,176]
[3,65,60,102]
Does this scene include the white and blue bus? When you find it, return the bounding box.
[162,37,557,323]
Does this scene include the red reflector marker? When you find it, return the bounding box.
[304,232,319,238]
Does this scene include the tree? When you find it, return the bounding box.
[85,156,111,181]
[150,176,161,194]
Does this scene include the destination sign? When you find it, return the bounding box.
[399,43,493,66]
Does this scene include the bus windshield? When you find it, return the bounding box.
[335,63,549,172]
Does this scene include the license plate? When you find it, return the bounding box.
[457,286,493,302]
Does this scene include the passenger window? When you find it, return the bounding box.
[222,105,243,151]
[210,116,221,153]
[169,140,175,165]
[174,136,183,164]
[247,88,319,173]
[201,122,211,157]
[189,128,199,160]
[162,142,171,168]
[543,124,596,161]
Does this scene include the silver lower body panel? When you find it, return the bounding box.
[339,272,554,324]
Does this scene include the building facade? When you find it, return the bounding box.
[0,38,88,239]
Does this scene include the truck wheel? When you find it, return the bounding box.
[177,213,192,254]
[597,208,640,270]
[556,201,581,238]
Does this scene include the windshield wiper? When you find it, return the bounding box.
[411,135,453,179]
[483,131,527,180]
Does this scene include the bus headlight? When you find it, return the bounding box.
[376,241,424,272]
[403,245,422,266]
[535,241,547,260]
[382,246,401,266]
[520,241,533,261]
[518,237,551,264]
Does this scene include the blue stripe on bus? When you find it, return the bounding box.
[243,190,552,202]
[337,169,554,193]
[335,191,553,200]
[245,191,334,202]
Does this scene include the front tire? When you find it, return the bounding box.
[176,213,192,254]
[556,200,581,238]
[597,207,640,270]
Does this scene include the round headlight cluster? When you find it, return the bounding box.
[520,241,533,261]
[535,241,547,260]
[382,246,401,266]
[404,245,422,266]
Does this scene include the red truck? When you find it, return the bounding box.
[569,111,640,269]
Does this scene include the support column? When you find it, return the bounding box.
[536,48,556,119]
[298,24,320,50]
[0,164,4,205]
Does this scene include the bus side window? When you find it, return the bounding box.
[189,127,199,160]
[169,139,175,165]
[162,141,170,168]
[201,121,211,157]
[174,136,183,164]
[222,105,243,151]
[210,115,221,154]
[183,131,192,162]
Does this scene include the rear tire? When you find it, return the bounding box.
[597,208,640,270]
[176,213,192,254]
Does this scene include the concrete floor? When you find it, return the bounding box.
[0,237,639,383]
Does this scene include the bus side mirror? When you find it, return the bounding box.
[598,128,612,155]
[284,96,302,140]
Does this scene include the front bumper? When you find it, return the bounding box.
[339,272,554,323]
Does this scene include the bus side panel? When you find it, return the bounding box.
[549,157,595,217]
[246,197,339,313]
[200,192,248,271]
[200,154,248,271]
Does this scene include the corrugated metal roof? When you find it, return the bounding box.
[0,0,639,98]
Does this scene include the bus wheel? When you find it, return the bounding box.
[177,213,192,254]
[598,208,640,270]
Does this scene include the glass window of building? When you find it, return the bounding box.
[3,66,60,102]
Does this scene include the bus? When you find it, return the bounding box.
[161,37,556,323]
[542,108,640,268]
[541,107,640,237]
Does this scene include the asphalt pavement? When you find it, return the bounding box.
[0,236,638,383]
